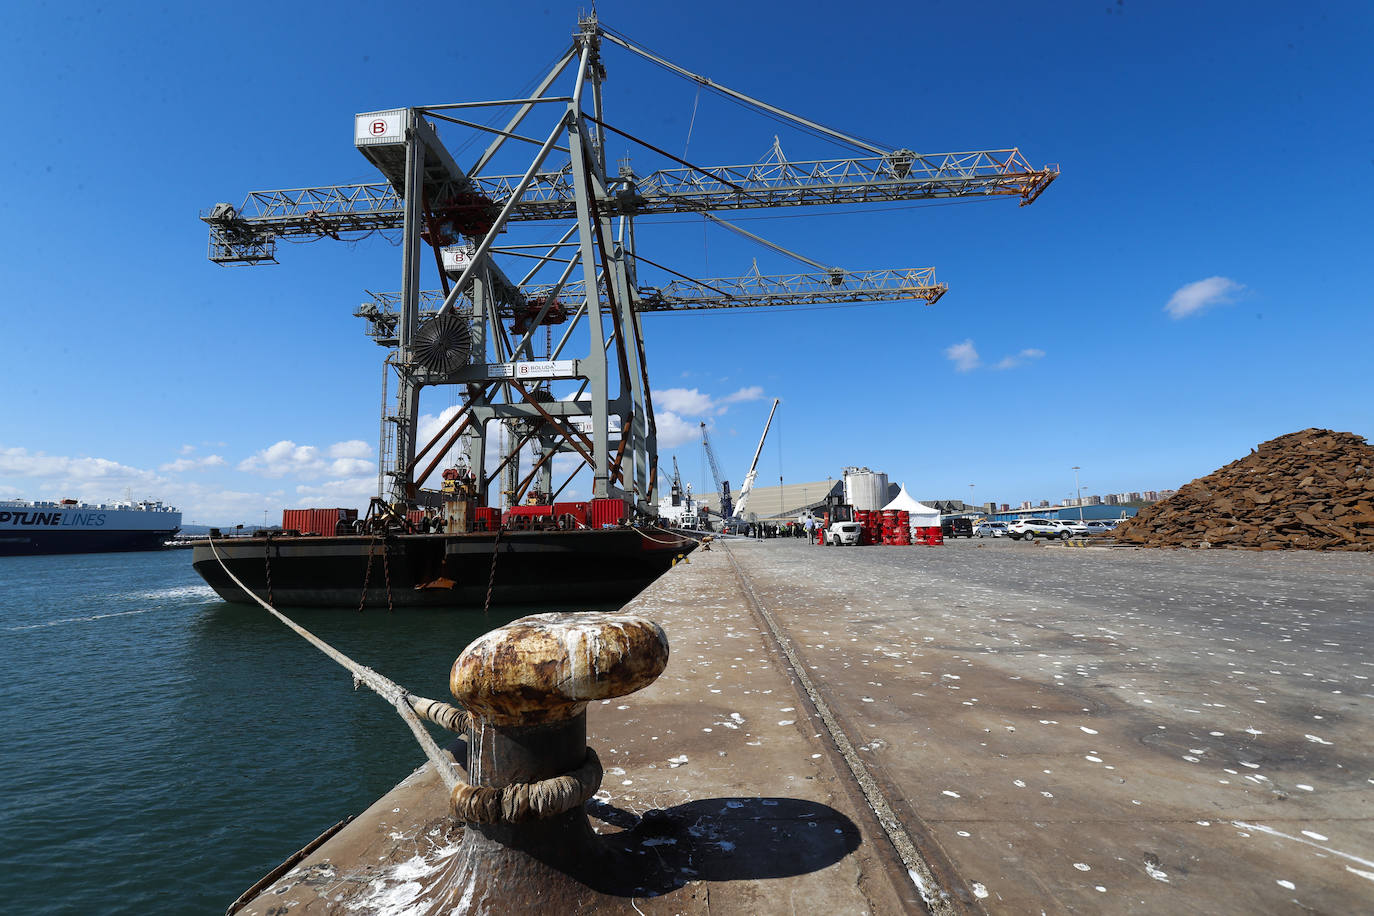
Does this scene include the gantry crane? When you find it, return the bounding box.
[199,14,1056,516]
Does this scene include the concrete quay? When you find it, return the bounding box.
[235,537,1374,914]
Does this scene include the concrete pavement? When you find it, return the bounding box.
[233,536,1374,914]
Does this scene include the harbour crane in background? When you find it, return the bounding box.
[669,455,683,507]
[700,422,732,521]
[198,14,1057,517]
[732,398,780,521]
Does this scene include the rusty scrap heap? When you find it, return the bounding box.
[1115,428,1374,551]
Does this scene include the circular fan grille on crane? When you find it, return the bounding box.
[413,313,471,373]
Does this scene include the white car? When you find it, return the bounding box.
[1007,518,1058,540]
[1048,519,1091,538]
[974,521,1007,538]
[1009,518,1088,540]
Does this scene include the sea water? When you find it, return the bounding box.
[0,550,532,914]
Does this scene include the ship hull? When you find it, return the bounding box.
[0,528,177,557]
[191,527,699,609]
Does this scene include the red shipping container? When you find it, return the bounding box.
[473,507,502,531]
[282,507,357,536]
[591,497,627,528]
[281,509,310,533]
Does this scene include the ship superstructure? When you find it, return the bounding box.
[0,498,181,556]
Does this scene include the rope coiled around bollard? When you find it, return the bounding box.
[450,747,603,824]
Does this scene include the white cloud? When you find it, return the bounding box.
[159,455,227,472]
[415,406,464,458]
[179,444,196,456]
[1165,276,1244,319]
[238,440,322,477]
[945,339,981,372]
[0,446,154,484]
[292,477,377,509]
[994,348,1047,370]
[656,411,702,448]
[655,387,715,416]
[720,386,765,407]
[329,440,371,459]
[238,439,376,479]
[653,385,765,418]
[329,457,374,477]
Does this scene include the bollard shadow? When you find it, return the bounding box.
[581,796,862,896]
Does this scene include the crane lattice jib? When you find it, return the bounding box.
[635,268,946,310]
[353,268,945,343]
[201,151,1057,262]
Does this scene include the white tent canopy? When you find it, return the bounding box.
[881,484,941,527]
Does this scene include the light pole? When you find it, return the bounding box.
[1071,466,1084,522]
[969,483,976,515]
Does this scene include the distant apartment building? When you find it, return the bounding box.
[1143,490,1159,502]
[1038,500,1050,508]
[1104,494,1120,505]
[1086,494,1101,505]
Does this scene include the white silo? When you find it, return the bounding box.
[843,467,890,511]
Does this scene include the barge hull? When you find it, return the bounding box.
[191,527,697,608]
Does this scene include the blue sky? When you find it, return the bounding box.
[1,1,1371,524]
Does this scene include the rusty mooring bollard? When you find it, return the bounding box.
[442,611,669,911]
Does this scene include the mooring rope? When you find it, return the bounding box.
[209,536,464,790]
[632,525,698,546]
[450,747,603,824]
[207,535,601,824]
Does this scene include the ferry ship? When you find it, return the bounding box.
[0,498,181,556]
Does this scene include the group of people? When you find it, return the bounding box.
[738,520,815,540]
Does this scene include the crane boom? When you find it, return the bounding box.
[733,398,780,519]
[202,150,1056,263]
[700,422,732,519]
[353,267,946,345]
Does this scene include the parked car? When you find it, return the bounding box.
[974,521,1008,538]
[1084,520,1117,534]
[941,517,974,538]
[1048,519,1091,538]
[1007,517,1058,540]
[1008,517,1089,540]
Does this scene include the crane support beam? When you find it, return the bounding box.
[202,150,1057,263]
